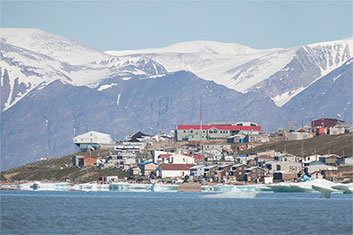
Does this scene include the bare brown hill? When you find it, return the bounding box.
[243,133,352,156]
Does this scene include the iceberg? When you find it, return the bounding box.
[203,185,260,198]
[1,179,352,198]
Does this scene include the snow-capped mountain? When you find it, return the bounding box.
[106,38,353,107]
[0,28,167,111]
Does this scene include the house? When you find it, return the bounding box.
[157,154,173,164]
[265,160,303,174]
[323,170,343,182]
[73,131,113,150]
[310,171,323,179]
[344,156,353,166]
[311,118,346,135]
[203,165,218,179]
[234,154,249,164]
[184,154,203,164]
[275,152,300,162]
[114,143,142,157]
[286,131,313,141]
[139,161,158,177]
[190,165,205,178]
[152,150,173,163]
[319,154,341,166]
[224,155,236,162]
[255,155,274,167]
[274,161,301,173]
[100,176,119,182]
[273,171,298,181]
[203,144,232,153]
[72,156,96,168]
[157,153,196,165]
[72,155,96,167]
[125,131,151,143]
[244,166,267,182]
[256,150,275,157]
[260,175,273,184]
[229,164,250,181]
[243,134,270,143]
[215,164,232,181]
[301,155,321,166]
[226,134,246,143]
[176,123,260,141]
[328,126,346,135]
[204,149,222,162]
[158,164,195,178]
[305,162,338,175]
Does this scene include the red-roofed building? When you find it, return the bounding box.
[158,164,195,178]
[185,154,203,164]
[311,118,346,135]
[176,123,260,141]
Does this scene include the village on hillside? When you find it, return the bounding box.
[69,118,353,185]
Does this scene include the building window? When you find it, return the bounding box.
[277,165,281,171]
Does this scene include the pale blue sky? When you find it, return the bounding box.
[1,1,352,51]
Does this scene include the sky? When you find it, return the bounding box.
[1,0,352,51]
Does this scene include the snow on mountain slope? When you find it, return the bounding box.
[106,40,276,56]
[0,28,167,111]
[282,58,353,124]
[0,28,109,65]
[106,38,353,106]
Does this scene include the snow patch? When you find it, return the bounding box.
[271,86,305,107]
[332,74,342,82]
[117,93,121,106]
[97,83,118,91]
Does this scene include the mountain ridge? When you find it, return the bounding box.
[0,28,352,170]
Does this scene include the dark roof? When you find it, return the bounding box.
[161,164,195,171]
[128,137,141,142]
[132,131,150,139]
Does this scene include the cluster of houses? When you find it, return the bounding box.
[71,118,353,184]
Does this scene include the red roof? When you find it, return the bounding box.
[326,155,340,159]
[256,155,273,159]
[158,154,172,159]
[177,124,260,131]
[185,154,203,162]
[161,164,195,171]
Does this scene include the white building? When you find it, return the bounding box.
[73,131,112,149]
[301,155,321,166]
[286,132,313,141]
[328,126,346,135]
[306,164,337,174]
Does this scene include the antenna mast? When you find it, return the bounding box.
[200,96,204,165]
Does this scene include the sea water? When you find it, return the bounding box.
[1,191,352,234]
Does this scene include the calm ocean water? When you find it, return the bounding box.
[1,190,352,234]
